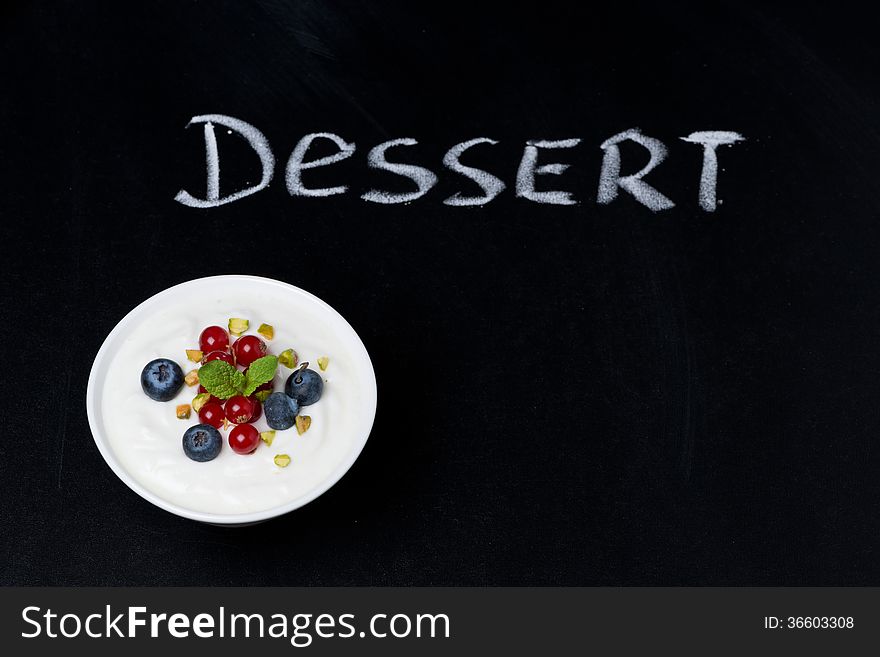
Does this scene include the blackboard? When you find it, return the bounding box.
[2,0,879,585]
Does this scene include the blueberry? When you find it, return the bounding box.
[285,367,323,406]
[263,391,300,430]
[182,423,223,462]
[140,358,184,401]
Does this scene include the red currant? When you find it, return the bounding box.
[233,335,267,368]
[198,402,225,429]
[228,423,260,454]
[247,396,263,422]
[224,395,258,424]
[203,350,235,366]
[199,325,230,353]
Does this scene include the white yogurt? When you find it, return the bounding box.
[100,286,370,516]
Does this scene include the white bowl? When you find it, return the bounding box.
[86,275,377,525]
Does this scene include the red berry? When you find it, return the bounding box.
[233,335,267,368]
[198,402,225,429]
[197,386,222,405]
[199,325,229,353]
[224,395,258,424]
[248,397,263,422]
[228,423,260,454]
[203,350,235,366]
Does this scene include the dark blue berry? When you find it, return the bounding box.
[285,367,323,406]
[263,391,300,430]
[140,358,184,401]
[182,424,223,462]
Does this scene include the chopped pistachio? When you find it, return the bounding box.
[186,349,203,363]
[176,404,191,419]
[228,317,249,336]
[260,430,276,446]
[184,369,200,387]
[317,356,330,371]
[295,415,312,435]
[274,453,291,468]
[191,392,212,413]
[279,348,299,369]
[257,323,274,340]
[254,389,272,403]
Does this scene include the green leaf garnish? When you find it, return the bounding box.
[198,360,245,400]
[242,355,278,396]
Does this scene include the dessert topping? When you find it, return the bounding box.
[191,392,212,413]
[279,348,299,369]
[295,415,312,435]
[228,317,249,336]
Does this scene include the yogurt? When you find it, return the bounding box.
[98,283,373,516]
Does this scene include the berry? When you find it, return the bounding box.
[233,335,267,368]
[198,402,225,428]
[228,423,260,454]
[263,391,300,430]
[285,366,323,406]
[224,395,259,424]
[140,358,185,401]
[203,350,235,366]
[248,397,263,422]
[197,385,222,405]
[182,424,222,462]
[199,325,230,354]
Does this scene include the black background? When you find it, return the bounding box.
[2,1,879,585]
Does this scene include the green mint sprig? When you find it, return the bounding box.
[198,355,278,400]
[242,355,278,396]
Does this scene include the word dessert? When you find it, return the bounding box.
[175,114,744,212]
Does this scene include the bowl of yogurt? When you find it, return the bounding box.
[86,275,377,525]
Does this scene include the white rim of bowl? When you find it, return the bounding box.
[85,274,377,524]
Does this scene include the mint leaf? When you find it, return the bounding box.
[242,355,278,396]
[198,360,245,400]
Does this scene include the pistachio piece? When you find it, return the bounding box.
[228,317,249,336]
[295,415,312,435]
[274,454,291,468]
[279,348,299,369]
[317,356,330,371]
[176,404,191,419]
[253,389,272,403]
[184,369,200,387]
[191,392,211,413]
[186,349,203,363]
[257,323,274,340]
[260,430,276,446]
